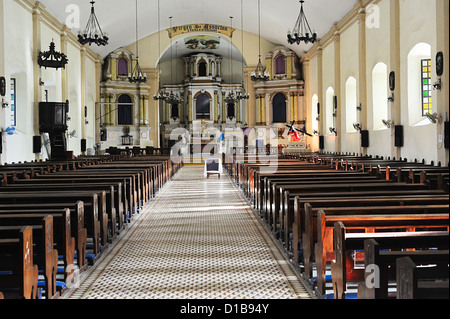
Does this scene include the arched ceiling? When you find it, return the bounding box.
[39,0,358,61]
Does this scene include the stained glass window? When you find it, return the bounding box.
[421,59,432,116]
[10,78,16,127]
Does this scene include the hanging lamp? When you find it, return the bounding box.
[77,1,109,46]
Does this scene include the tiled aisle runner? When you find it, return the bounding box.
[64,166,311,299]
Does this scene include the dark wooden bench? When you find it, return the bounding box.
[0,208,80,278]
[0,226,39,299]
[0,192,102,261]
[271,177,391,236]
[2,183,119,240]
[10,179,126,232]
[395,256,449,299]
[0,201,86,270]
[331,222,449,299]
[277,182,432,250]
[314,206,449,297]
[357,239,449,299]
[419,171,450,191]
[261,171,377,219]
[36,171,141,216]
[0,215,58,299]
[296,195,449,273]
[22,175,134,224]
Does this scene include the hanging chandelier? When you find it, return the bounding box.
[251,56,270,82]
[129,60,147,83]
[251,0,270,82]
[226,16,239,104]
[238,0,249,100]
[225,91,238,105]
[287,0,317,45]
[129,0,147,83]
[77,1,109,46]
[38,40,68,70]
[166,91,183,105]
[237,90,250,100]
[153,0,166,101]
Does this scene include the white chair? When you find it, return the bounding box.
[204,158,223,179]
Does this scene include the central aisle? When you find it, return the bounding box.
[63,166,312,299]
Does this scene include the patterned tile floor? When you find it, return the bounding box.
[62,166,312,299]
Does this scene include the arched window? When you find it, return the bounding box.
[275,56,286,75]
[272,93,287,123]
[372,63,388,130]
[198,61,207,77]
[118,94,133,125]
[118,57,128,76]
[196,93,210,120]
[407,43,432,126]
[345,77,357,133]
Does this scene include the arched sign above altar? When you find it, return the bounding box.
[168,24,236,39]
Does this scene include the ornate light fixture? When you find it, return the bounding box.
[287,0,317,45]
[251,0,270,82]
[238,0,250,100]
[225,91,238,105]
[166,90,183,106]
[77,1,109,47]
[128,0,147,83]
[165,18,183,106]
[154,0,166,101]
[226,16,239,104]
[38,40,68,70]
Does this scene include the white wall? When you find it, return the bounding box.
[303,0,449,164]
[0,0,101,164]
[2,0,34,163]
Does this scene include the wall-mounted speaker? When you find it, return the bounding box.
[33,136,42,154]
[395,125,404,147]
[81,139,87,153]
[361,130,369,148]
[445,121,449,149]
[319,136,325,150]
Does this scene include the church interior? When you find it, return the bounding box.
[0,0,449,305]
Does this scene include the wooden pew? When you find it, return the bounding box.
[0,226,39,299]
[0,208,79,279]
[296,195,449,274]
[261,171,378,220]
[331,222,449,299]
[0,192,102,261]
[272,177,390,238]
[10,179,126,232]
[1,183,119,240]
[34,171,140,217]
[0,202,86,270]
[21,175,133,224]
[0,216,58,299]
[314,206,449,297]
[357,239,449,299]
[419,171,450,191]
[277,182,432,249]
[396,256,449,299]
